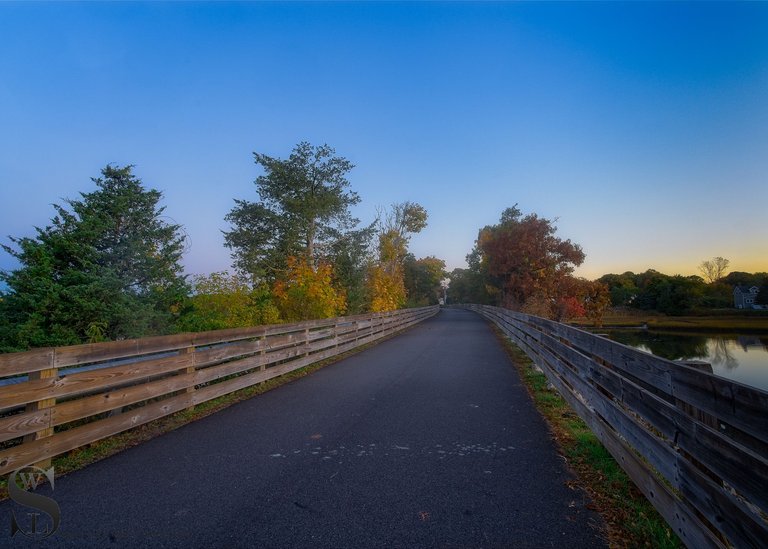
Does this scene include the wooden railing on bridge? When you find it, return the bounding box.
[0,306,438,476]
[464,304,768,549]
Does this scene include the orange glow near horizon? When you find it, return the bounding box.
[576,256,768,281]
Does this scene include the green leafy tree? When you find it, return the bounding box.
[328,224,376,314]
[447,266,493,305]
[0,165,187,349]
[757,288,768,306]
[224,142,362,282]
[701,282,734,308]
[631,272,705,315]
[598,272,640,307]
[404,255,447,306]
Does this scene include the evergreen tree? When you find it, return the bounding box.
[0,165,187,349]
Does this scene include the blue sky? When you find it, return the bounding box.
[1,2,766,280]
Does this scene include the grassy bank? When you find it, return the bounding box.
[571,312,768,333]
[491,324,681,548]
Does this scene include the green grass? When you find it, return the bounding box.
[495,327,681,549]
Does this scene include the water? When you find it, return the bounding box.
[601,330,768,393]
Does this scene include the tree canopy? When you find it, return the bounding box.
[404,255,447,307]
[473,205,585,310]
[224,142,362,282]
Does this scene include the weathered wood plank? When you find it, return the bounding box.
[0,328,360,474]
[677,456,768,548]
[192,339,266,368]
[0,390,197,476]
[671,368,768,446]
[532,336,681,485]
[0,354,189,411]
[0,408,52,443]
[0,347,55,378]
[53,370,196,427]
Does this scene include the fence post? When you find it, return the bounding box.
[182,345,196,410]
[259,334,267,372]
[334,320,340,351]
[23,363,58,469]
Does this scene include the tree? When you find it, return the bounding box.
[582,280,611,327]
[272,257,346,322]
[473,205,585,310]
[757,284,768,306]
[367,264,407,312]
[327,224,376,314]
[177,272,280,332]
[698,256,730,283]
[0,165,187,349]
[224,142,361,283]
[447,266,493,305]
[598,272,639,307]
[701,282,733,308]
[633,273,704,315]
[367,202,428,312]
[404,255,447,306]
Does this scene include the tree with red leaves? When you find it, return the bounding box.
[474,205,585,312]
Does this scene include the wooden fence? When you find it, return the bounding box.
[464,304,768,549]
[0,306,438,476]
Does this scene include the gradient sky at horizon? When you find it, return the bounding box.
[1,2,766,281]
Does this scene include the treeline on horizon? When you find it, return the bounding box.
[0,142,447,353]
[597,269,768,315]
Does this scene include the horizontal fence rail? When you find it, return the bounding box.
[463,304,768,549]
[0,306,438,476]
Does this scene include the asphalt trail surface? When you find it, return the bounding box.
[1,308,606,548]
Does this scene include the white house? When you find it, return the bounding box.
[733,285,760,309]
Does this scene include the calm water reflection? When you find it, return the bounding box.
[601,330,768,393]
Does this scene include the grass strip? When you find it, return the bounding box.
[0,325,418,501]
[490,324,682,549]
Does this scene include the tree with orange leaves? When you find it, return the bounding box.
[474,205,585,311]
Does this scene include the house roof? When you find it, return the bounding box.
[734,285,759,293]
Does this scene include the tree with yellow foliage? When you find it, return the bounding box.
[367,202,428,312]
[273,257,347,322]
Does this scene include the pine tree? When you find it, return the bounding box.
[0,165,188,349]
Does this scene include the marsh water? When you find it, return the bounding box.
[600,330,768,393]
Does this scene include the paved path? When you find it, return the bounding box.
[1,308,606,548]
